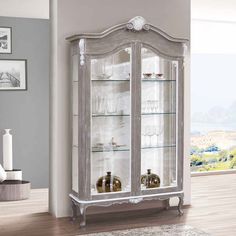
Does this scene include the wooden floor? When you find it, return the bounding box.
[0,188,48,217]
[0,174,236,236]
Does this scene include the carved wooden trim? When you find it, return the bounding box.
[87,43,131,58]
[182,43,188,56]
[141,43,184,61]
[126,16,150,31]
[66,16,188,43]
[79,39,85,65]
[69,191,184,206]
[129,197,143,204]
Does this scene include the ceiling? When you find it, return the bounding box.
[0,0,49,19]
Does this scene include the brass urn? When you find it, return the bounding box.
[96,171,122,193]
[141,169,160,188]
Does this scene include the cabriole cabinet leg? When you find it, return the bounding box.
[165,198,170,210]
[177,195,184,216]
[79,203,87,227]
[71,200,78,221]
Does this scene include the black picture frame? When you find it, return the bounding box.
[0,59,27,91]
[0,27,12,54]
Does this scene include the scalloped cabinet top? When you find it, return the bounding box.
[66,16,188,43]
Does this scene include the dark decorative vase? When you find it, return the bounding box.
[96,171,122,193]
[141,169,160,188]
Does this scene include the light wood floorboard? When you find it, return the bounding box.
[0,188,48,217]
[0,174,236,236]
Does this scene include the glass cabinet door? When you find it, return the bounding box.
[90,48,131,195]
[141,47,178,191]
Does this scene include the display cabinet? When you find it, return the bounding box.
[67,16,187,227]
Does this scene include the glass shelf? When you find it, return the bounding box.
[141,144,176,150]
[92,79,130,82]
[92,114,130,117]
[142,79,175,82]
[87,144,176,153]
[91,190,130,196]
[73,114,131,117]
[92,146,130,152]
[142,112,176,116]
[73,146,176,151]
[91,79,176,82]
[141,183,177,190]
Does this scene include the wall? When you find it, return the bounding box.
[0,0,49,19]
[50,0,190,217]
[192,0,236,21]
[0,17,49,188]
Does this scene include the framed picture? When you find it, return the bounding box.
[0,59,27,91]
[0,27,12,54]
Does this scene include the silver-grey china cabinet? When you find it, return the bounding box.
[67,16,187,227]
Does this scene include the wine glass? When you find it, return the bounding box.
[146,100,152,113]
[155,124,163,146]
[154,100,159,113]
[107,97,117,114]
[146,126,154,147]
[151,100,156,113]
[104,56,114,80]
[98,96,106,114]
[142,101,147,113]
[141,128,147,147]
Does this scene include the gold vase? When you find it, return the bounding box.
[141,169,160,188]
[96,171,122,193]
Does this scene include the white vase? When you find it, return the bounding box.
[0,164,7,182]
[3,129,13,171]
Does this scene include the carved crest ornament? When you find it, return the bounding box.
[126,16,150,31]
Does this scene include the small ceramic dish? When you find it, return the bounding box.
[156,73,163,78]
[143,73,152,79]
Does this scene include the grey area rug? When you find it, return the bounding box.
[82,224,210,236]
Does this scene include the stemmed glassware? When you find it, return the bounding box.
[93,95,118,115]
[142,100,159,113]
[142,125,163,147]
[146,126,155,146]
[92,56,114,80]
[153,126,163,146]
[107,96,117,114]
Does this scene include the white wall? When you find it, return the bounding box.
[192,0,236,21]
[0,0,49,19]
[192,0,236,54]
[50,0,191,217]
[0,17,50,188]
[192,20,236,54]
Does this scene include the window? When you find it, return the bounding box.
[191,20,236,172]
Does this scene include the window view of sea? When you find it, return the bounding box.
[191,53,236,173]
[192,122,236,134]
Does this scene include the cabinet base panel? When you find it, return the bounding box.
[70,191,184,227]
